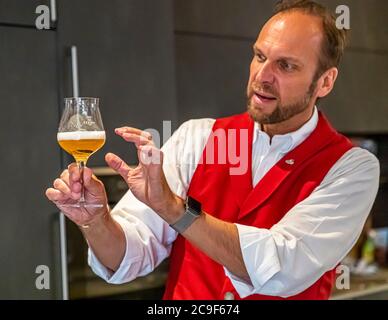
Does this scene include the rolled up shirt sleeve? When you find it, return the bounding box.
[224,148,380,298]
[88,190,178,284]
[87,212,147,283]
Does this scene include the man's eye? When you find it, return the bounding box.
[279,61,294,71]
[255,53,266,62]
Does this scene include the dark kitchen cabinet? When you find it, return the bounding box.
[0,26,62,299]
[175,34,252,122]
[57,0,178,167]
[175,0,388,52]
[174,0,273,39]
[321,50,388,133]
[320,0,388,52]
[0,0,53,27]
[173,0,272,123]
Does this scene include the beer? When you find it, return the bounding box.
[57,131,106,163]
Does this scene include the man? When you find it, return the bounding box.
[46,0,380,300]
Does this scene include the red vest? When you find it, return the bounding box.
[163,111,353,300]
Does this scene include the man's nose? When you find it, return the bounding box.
[254,61,275,84]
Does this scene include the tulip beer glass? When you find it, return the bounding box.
[57,97,105,208]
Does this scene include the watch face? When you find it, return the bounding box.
[188,196,201,213]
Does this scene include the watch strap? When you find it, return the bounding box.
[170,197,201,234]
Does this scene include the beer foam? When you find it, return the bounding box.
[57,131,106,141]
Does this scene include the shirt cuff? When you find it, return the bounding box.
[88,214,143,284]
[223,223,281,298]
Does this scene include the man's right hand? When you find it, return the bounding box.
[45,163,109,228]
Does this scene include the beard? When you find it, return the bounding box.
[247,80,317,124]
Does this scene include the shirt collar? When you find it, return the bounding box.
[253,106,319,153]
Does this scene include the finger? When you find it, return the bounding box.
[120,133,153,147]
[115,127,152,139]
[115,127,153,143]
[60,166,82,198]
[60,169,70,184]
[82,167,104,195]
[54,178,81,200]
[46,188,69,202]
[68,163,82,190]
[138,145,163,167]
[53,178,72,195]
[105,153,132,179]
[58,170,80,200]
[58,171,71,188]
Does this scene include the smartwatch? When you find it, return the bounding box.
[170,196,202,234]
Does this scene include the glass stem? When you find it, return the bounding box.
[78,161,86,204]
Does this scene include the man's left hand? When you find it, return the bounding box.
[105,127,185,224]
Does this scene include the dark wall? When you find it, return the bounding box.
[0,0,51,26]
[57,0,178,166]
[173,0,388,133]
[174,0,272,123]
[319,0,388,133]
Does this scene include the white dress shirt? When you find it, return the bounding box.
[88,107,380,298]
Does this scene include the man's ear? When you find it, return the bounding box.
[316,67,338,98]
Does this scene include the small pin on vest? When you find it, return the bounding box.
[285,159,295,165]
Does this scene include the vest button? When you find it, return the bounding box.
[285,159,295,165]
[224,292,235,300]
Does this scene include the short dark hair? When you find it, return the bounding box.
[274,0,348,80]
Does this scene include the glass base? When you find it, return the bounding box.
[58,203,104,208]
